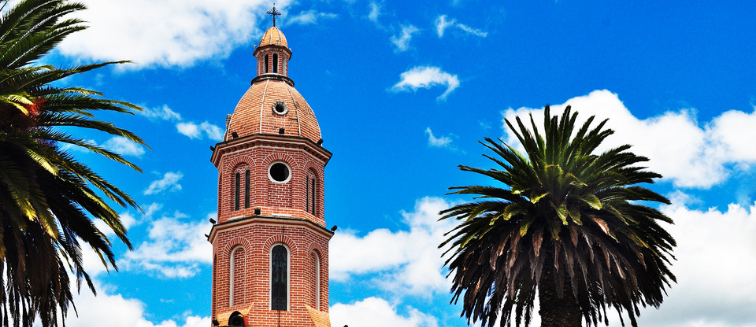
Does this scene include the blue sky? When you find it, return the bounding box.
[30,0,756,326]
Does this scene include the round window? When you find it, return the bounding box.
[272,101,288,115]
[269,162,291,183]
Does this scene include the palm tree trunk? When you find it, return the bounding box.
[538,264,582,327]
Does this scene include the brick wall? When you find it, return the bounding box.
[211,220,331,327]
[216,142,326,226]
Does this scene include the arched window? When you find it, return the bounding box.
[273,53,279,73]
[271,244,288,310]
[306,172,318,215]
[244,170,250,208]
[234,172,240,211]
[311,177,317,216]
[312,251,320,310]
[230,247,245,306]
[264,54,269,73]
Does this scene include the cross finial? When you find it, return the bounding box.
[267,4,282,27]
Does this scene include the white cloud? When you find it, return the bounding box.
[368,2,381,23]
[330,297,438,327]
[137,106,223,141]
[502,90,756,188]
[456,23,488,37]
[140,105,182,121]
[63,280,209,327]
[330,197,455,295]
[120,211,212,278]
[92,203,162,239]
[59,139,97,153]
[58,0,293,68]
[176,121,223,141]
[285,10,338,26]
[144,172,183,195]
[435,15,487,38]
[391,66,460,101]
[390,25,420,52]
[435,15,456,37]
[425,127,453,148]
[620,199,756,327]
[103,136,146,157]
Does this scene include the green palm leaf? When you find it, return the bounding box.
[0,1,143,326]
[441,105,675,327]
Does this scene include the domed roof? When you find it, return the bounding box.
[258,26,288,48]
[225,79,321,143]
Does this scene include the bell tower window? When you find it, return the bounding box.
[313,251,320,310]
[311,178,317,216]
[273,53,279,73]
[306,173,317,215]
[230,246,245,306]
[244,170,250,208]
[264,54,269,73]
[271,244,288,310]
[234,172,240,211]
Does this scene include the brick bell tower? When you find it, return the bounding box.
[208,6,334,327]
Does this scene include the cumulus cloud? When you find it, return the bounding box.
[330,297,438,327]
[368,2,381,23]
[92,203,162,240]
[391,66,460,101]
[63,279,209,327]
[435,15,487,38]
[103,136,146,157]
[425,127,453,148]
[140,105,182,121]
[502,90,756,188]
[58,0,292,68]
[137,105,223,141]
[435,15,456,37]
[390,25,420,52]
[144,172,183,195]
[120,211,212,278]
[330,197,455,295]
[622,198,756,327]
[176,121,224,141]
[285,10,338,26]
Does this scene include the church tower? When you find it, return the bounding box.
[208,6,333,327]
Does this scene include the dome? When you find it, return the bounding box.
[225,79,321,143]
[258,26,288,48]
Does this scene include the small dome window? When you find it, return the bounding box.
[272,101,288,115]
[269,162,291,183]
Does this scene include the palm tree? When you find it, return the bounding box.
[440,106,676,327]
[0,0,145,326]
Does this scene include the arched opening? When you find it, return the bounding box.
[273,53,279,73]
[264,54,269,73]
[230,246,245,306]
[311,177,317,216]
[244,170,250,209]
[234,172,240,211]
[271,244,288,310]
[312,251,321,310]
[306,171,318,215]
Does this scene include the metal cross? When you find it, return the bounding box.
[267,4,282,27]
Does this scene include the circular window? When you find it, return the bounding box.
[268,162,291,183]
[272,101,288,115]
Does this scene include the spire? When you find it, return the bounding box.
[267,4,282,27]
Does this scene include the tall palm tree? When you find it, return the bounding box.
[0,0,145,326]
[440,106,676,327]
